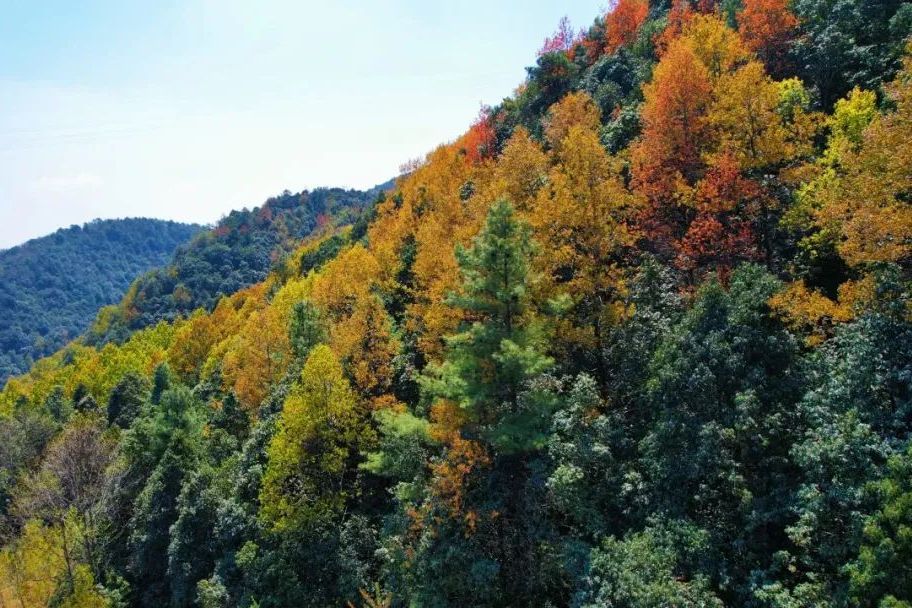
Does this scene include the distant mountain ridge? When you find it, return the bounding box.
[84,182,391,346]
[1,182,390,385]
[0,218,203,382]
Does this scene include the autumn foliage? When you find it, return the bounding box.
[737,0,798,74]
[3,4,912,608]
[459,107,497,164]
[631,39,713,205]
[604,0,650,54]
[538,15,578,57]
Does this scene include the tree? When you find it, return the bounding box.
[166,468,221,608]
[780,272,912,600]
[815,58,912,266]
[72,387,98,415]
[631,37,713,209]
[311,245,382,321]
[335,295,400,401]
[0,218,200,384]
[404,201,560,606]
[680,13,751,81]
[654,0,697,56]
[542,91,602,155]
[639,266,804,603]
[260,345,369,530]
[532,123,641,367]
[791,0,910,108]
[538,15,577,57]
[459,107,497,164]
[579,522,723,608]
[737,0,798,76]
[783,86,875,289]
[5,4,912,607]
[128,442,198,607]
[676,151,764,273]
[150,362,172,405]
[847,445,912,607]
[289,300,326,361]
[14,415,117,586]
[422,200,554,452]
[168,310,220,383]
[107,372,149,429]
[603,0,649,55]
[0,407,56,522]
[43,386,72,424]
[490,127,549,213]
[708,60,798,169]
[122,385,204,607]
[823,86,879,166]
[675,208,758,275]
[602,257,683,429]
[0,519,110,608]
[547,374,629,537]
[221,304,291,409]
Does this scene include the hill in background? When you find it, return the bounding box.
[84,182,391,347]
[0,218,202,382]
[1,182,391,384]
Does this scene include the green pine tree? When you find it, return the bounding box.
[421,199,554,453]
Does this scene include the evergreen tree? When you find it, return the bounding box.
[107,372,149,429]
[579,521,723,608]
[639,265,805,603]
[410,200,561,606]
[422,199,554,453]
[43,385,72,424]
[847,445,912,607]
[151,362,173,405]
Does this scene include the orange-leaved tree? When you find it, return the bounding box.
[737,0,798,76]
[604,0,650,55]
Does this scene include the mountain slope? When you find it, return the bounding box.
[85,183,391,346]
[3,2,912,608]
[0,218,202,382]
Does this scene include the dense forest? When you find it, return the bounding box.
[0,219,202,384]
[2,1,912,607]
[85,185,391,346]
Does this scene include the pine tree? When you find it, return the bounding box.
[422,199,554,453]
[107,372,149,428]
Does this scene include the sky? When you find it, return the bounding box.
[0,0,605,249]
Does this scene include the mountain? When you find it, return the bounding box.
[3,2,912,607]
[84,183,391,346]
[0,218,202,383]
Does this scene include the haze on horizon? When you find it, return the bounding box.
[0,0,604,249]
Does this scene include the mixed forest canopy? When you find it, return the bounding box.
[0,219,202,384]
[2,1,912,607]
[84,184,392,347]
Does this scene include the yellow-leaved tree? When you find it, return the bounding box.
[0,519,109,608]
[532,121,642,361]
[542,91,602,156]
[708,60,803,169]
[815,57,912,266]
[332,295,400,403]
[260,345,372,531]
[488,127,549,213]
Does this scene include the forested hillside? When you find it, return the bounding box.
[0,219,202,383]
[2,1,912,607]
[85,185,391,346]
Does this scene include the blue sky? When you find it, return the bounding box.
[0,0,605,248]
